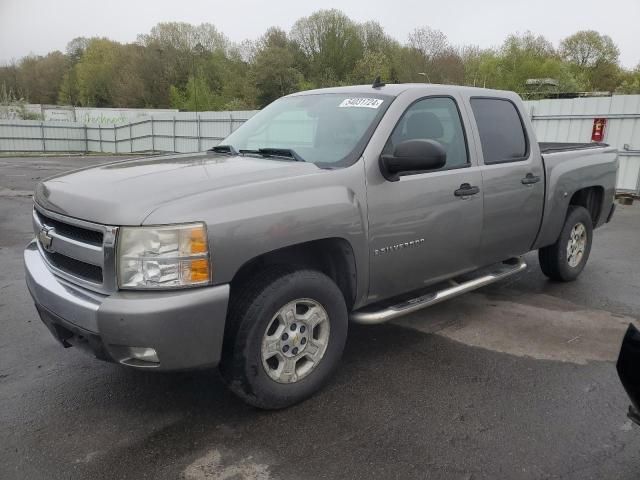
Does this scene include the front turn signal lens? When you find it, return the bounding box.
[185,258,210,283]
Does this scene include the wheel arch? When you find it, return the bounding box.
[534,184,606,249]
[229,237,358,311]
[569,186,604,226]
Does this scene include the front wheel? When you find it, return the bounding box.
[538,205,593,282]
[220,268,348,409]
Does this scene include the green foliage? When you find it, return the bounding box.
[250,28,304,107]
[2,14,639,111]
[291,9,364,85]
[492,32,564,91]
[349,51,392,84]
[560,30,621,91]
[617,65,640,94]
[170,73,224,111]
[75,38,119,107]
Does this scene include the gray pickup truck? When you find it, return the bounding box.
[25,83,618,408]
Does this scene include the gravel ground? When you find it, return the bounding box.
[1,155,639,480]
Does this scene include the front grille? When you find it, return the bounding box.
[33,205,113,292]
[43,251,103,283]
[35,210,103,246]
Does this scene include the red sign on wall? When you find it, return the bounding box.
[591,118,607,142]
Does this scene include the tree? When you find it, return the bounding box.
[408,26,449,60]
[0,14,634,110]
[251,28,304,107]
[13,52,67,104]
[560,31,619,68]
[493,32,573,92]
[617,65,640,94]
[349,51,392,84]
[358,21,398,55]
[560,30,620,91]
[65,37,90,64]
[138,22,228,53]
[74,38,120,106]
[290,9,364,85]
[406,27,464,84]
[169,73,222,111]
[0,62,20,98]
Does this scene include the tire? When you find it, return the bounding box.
[220,267,348,409]
[538,205,593,282]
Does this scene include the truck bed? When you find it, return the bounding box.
[533,142,618,250]
[539,142,608,154]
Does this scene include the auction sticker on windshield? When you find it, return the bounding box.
[339,98,384,108]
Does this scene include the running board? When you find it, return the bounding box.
[350,257,527,325]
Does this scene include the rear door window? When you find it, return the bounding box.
[470,98,528,164]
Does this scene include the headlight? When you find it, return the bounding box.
[117,223,211,289]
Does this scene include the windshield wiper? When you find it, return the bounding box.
[209,144,238,155]
[239,148,305,162]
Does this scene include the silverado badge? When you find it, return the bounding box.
[374,238,425,256]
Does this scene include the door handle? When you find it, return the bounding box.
[521,173,541,185]
[454,183,480,197]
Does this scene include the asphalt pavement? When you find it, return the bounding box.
[1,155,639,480]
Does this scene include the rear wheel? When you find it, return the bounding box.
[220,268,348,409]
[538,205,593,282]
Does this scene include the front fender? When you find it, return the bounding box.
[143,163,370,304]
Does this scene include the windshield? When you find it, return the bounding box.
[221,93,392,167]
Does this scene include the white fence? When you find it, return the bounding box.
[0,110,258,154]
[525,95,640,195]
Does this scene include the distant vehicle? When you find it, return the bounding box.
[617,324,640,425]
[25,83,618,409]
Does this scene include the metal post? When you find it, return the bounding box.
[114,124,118,154]
[172,116,176,152]
[84,124,88,153]
[98,124,102,152]
[150,118,155,153]
[229,112,234,135]
[197,114,201,152]
[40,122,46,152]
[128,121,133,153]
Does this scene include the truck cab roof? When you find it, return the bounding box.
[288,83,518,99]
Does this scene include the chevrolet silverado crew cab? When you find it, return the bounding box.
[25,83,618,409]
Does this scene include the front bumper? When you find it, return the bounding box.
[616,323,640,425]
[24,240,229,371]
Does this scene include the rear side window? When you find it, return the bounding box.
[470,98,528,164]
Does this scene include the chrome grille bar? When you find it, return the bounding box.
[33,204,118,293]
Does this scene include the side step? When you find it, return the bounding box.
[350,257,527,325]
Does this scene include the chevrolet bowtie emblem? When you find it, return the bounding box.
[38,226,55,253]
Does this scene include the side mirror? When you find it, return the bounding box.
[380,139,447,181]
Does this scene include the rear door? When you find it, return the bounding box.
[465,96,545,264]
[365,93,484,302]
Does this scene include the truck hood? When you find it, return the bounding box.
[35,152,322,225]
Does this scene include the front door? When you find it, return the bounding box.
[365,95,484,303]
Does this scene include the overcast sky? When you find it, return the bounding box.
[1,0,638,68]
